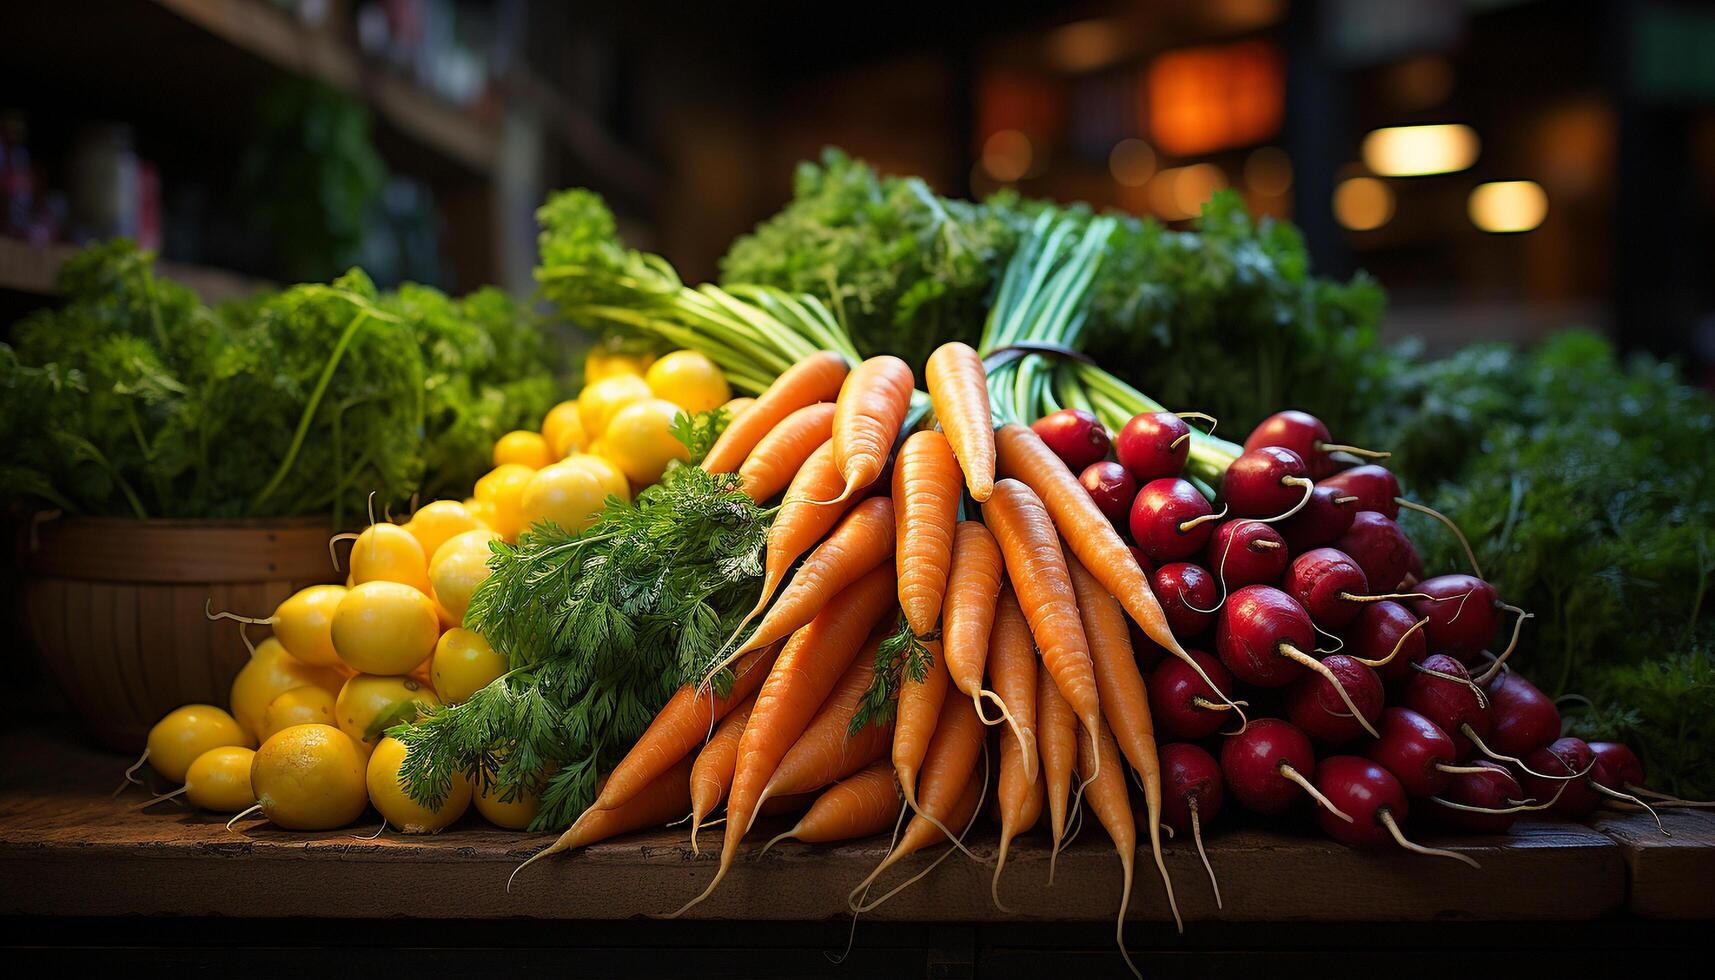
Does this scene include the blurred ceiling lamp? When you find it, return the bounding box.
[982,129,1034,182]
[1333,176,1394,231]
[1244,146,1293,197]
[1049,18,1127,73]
[1109,138,1157,187]
[1361,124,1479,176]
[1468,180,1548,233]
[1146,40,1285,156]
[1150,163,1228,220]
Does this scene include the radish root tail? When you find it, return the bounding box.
[114,750,150,796]
[1281,643,1379,739]
[1472,604,1534,685]
[1190,797,1223,910]
[1591,782,1669,835]
[1316,440,1391,460]
[1282,763,1353,822]
[1351,617,1428,669]
[1379,808,1480,868]
[135,785,188,810]
[224,802,263,833]
[1396,498,1484,579]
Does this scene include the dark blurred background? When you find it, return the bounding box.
[3,0,1713,382]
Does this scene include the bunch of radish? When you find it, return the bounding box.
[1030,403,1692,882]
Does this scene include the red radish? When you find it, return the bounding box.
[1285,654,1383,746]
[1407,574,1497,663]
[1430,761,1531,833]
[1032,408,1110,472]
[1204,520,1288,589]
[1483,670,1561,758]
[1151,562,1218,639]
[1131,478,1222,562]
[1317,465,1400,519]
[1312,756,1477,866]
[1221,447,1314,519]
[1277,486,1361,552]
[1403,653,1492,760]
[1215,585,1377,736]
[1079,461,1137,526]
[1334,512,1416,593]
[1519,738,1607,818]
[1149,650,1240,740]
[1244,410,1390,481]
[1340,601,1426,689]
[1116,411,1190,482]
[1586,742,1710,807]
[1365,707,1470,798]
[1159,742,1225,908]
[1220,718,1350,820]
[1282,548,1375,630]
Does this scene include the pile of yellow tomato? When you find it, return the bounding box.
[125,346,742,836]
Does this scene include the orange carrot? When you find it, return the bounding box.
[925,341,995,501]
[589,644,778,816]
[764,761,901,850]
[892,430,961,638]
[756,636,894,808]
[703,351,848,474]
[990,585,1041,908]
[942,520,1004,720]
[688,692,757,853]
[510,756,693,884]
[980,478,1102,783]
[1065,551,1178,928]
[738,402,836,502]
[890,681,986,859]
[995,423,1231,706]
[1037,653,1077,861]
[1078,717,1143,977]
[828,355,915,503]
[892,636,947,813]
[672,564,897,915]
[849,758,987,913]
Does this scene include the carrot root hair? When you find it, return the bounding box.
[977,688,1037,785]
[849,750,989,915]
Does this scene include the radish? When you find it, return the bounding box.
[1483,670,1561,758]
[1159,743,1225,908]
[1588,742,1715,808]
[1283,547,1433,631]
[1312,756,1478,866]
[1220,717,1351,820]
[1277,486,1361,552]
[1149,650,1241,739]
[1340,601,1427,689]
[1522,737,1662,827]
[1032,408,1111,472]
[1333,512,1416,593]
[1115,411,1190,482]
[1151,562,1219,639]
[1204,520,1288,590]
[1216,585,1379,737]
[1428,761,1547,833]
[1285,654,1383,745]
[1243,410,1390,480]
[1221,447,1314,519]
[1407,574,1533,678]
[1131,477,1223,562]
[1403,653,1492,760]
[1364,706,1493,798]
[1317,465,1488,578]
[1079,460,1137,525]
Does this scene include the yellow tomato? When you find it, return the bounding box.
[492,430,553,470]
[229,638,344,743]
[577,374,651,441]
[260,685,337,741]
[646,350,731,415]
[519,463,606,533]
[181,746,257,812]
[334,674,441,758]
[429,528,501,622]
[464,498,498,530]
[540,400,587,459]
[584,348,655,384]
[561,453,630,503]
[331,581,441,675]
[430,628,507,704]
[721,396,756,420]
[474,463,535,539]
[473,774,544,830]
[367,736,470,834]
[270,584,347,667]
[146,704,252,784]
[250,725,368,830]
[404,500,483,560]
[347,522,431,595]
[602,398,690,485]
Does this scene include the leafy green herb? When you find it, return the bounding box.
[671,406,733,466]
[850,613,935,735]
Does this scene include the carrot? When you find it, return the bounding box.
[980,478,1102,784]
[925,341,995,501]
[892,430,961,638]
[849,756,988,913]
[588,645,778,817]
[714,440,856,678]
[688,692,757,854]
[1064,552,1179,930]
[763,761,901,850]
[510,756,693,886]
[737,402,836,502]
[703,350,848,474]
[886,681,986,861]
[990,585,1041,909]
[828,355,915,504]
[1078,717,1142,978]
[994,424,1235,710]
[756,636,894,809]
[1037,654,1077,865]
[672,564,897,915]
[942,521,1006,725]
[892,636,947,814]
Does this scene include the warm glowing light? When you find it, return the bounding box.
[1244,146,1293,196]
[1468,180,1548,233]
[1048,19,1126,72]
[1334,176,1394,231]
[1109,138,1157,187]
[1361,124,1479,177]
[1150,163,1228,219]
[982,129,1033,182]
[1147,40,1284,156]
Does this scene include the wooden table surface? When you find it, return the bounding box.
[4,727,1705,924]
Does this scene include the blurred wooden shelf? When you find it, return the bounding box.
[0,237,270,304]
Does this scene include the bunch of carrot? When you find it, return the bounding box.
[514,343,1206,972]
